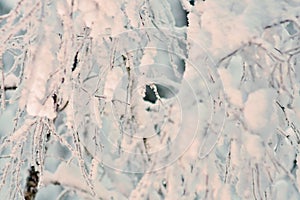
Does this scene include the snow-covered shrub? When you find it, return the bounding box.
[0,0,299,199]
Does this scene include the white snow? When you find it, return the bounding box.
[243,133,264,162]
[243,88,277,131]
[103,67,124,101]
[218,67,244,107]
[1,0,300,199]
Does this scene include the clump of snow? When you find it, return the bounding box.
[218,67,244,107]
[4,73,18,87]
[20,43,57,119]
[43,163,127,200]
[243,88,277,131]
[103,67,123,101]
[243,133,265,162]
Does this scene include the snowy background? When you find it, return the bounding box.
[0,0,300,199]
